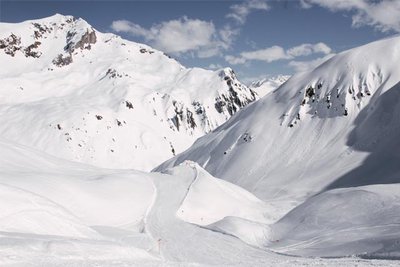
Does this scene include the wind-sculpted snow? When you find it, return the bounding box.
[176,162,273,226]
[0,139,156,229]
[0,14,257,171]
[0,183,99,238]
[0,139,399,265]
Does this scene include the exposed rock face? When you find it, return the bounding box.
[32,22,52,39]
[0,34,22,57]
[24,41,42,58]
[52,53,73,67]
[165,68,258,135]
[52,20,97,66]
[215,68,258,116]
[65,28,96,53]
[0,33,43,58]
[0,16,97,64]
[287,76,376,127]
[74,29,96,50]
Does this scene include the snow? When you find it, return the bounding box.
[0,139,156,229]
[249,75,290,97]
[1,14,400,266]
[268,184,400,258]
[0,183,99,238]
[156,35,400,259]
[0,15,257,171]
[0,139,398,265]
[157,35,400,213]
[176,161,271,226]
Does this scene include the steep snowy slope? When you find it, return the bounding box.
[157,35,400,218]
[0,14,257,171]
[249,75,290,97]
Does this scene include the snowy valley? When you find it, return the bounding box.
[1,13,400,267]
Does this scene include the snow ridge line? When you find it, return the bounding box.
[142,176,162,260]
[177,162,199,210]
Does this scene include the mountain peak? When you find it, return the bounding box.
[0,16,257,170]
[276,34,400,127]
[21,13,79,26]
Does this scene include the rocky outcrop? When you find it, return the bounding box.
[0,34,21,57]
[52,53,73,67]
[74,29,96,50]
[0,33,42,58]
[24,41,42,58]
[52,20,97,67]
[215,68,258,116]
[167,68,258,135]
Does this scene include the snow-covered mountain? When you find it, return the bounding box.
[249,75,290,97]
[157,35,400,222]
[2,13,400,264]
[0,14,257,171]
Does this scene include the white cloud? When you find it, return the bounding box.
[225,42,332,65]
[111,1,271,58]
[301,0,400,32]
[111,20,148,36]
[227,0,270,25]
[111,17,225,57]
[241,46,290,62]
[288,53,336,73]
[208,63,223,70]
[225,55,247,65]
[219,25,240,49]
[287,43,332,57]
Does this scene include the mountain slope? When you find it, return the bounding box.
[0,14,257,171]
[156,35,400,217]
[249,75,290,97]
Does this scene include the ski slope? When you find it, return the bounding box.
[1,139,399,265]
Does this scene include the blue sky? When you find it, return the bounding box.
[1,0,399,83]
